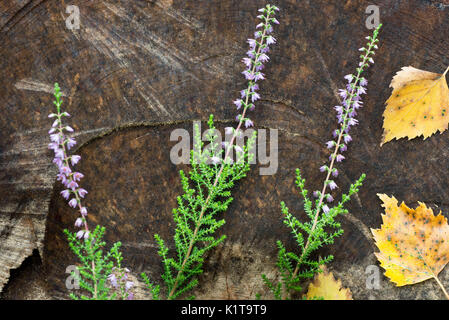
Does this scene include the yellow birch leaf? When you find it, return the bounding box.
[372,194,449,290]
[305,266,352,300]
[381,66,449,145]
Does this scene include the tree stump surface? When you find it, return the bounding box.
[1,0,449,299]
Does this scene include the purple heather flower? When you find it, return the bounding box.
[245,119,254,128]
[326,141,335,149]
[326,194,334,203]
[76,230,85,239]
[73,172,84,181]
[336,154,345,162]
[75,218,83,227]
[127,292,134,300]
[242,70,255,80]
[67,180,79,190]
[65,126,74,132]
[80,207,88,217]
[344,135,352,144]
[319,165,327,173]
[328,181,338,190]
[266,36,276,45]
[71,155,81,166]
[272,18,280,24]
[78,188,88,198]
[251,92,260,102]
[242,57,252,68]
[322,205,330,214]
[68,198,78,208]
[258,53,269,63]
[61,190,70,200]
[247,39,256,48]
[254,72,265,82]
[338,89,347,99]
[360,78,368,86]
[256,22,264,29]
[357,86,366,95]
[66,137,76,149]
[48,113,57,118]
[332,169,339,177]
[83,231,90,240]
[240,90,247,98]
[234,145,243,153]
[344,74,353,83]
[348,118,358,126]
[340,144,347,152]
[234,99,243,109]
[108,274,118,288]
[225,127,233,135]
[48,127,56,134]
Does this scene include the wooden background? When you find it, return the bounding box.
[1,0,449,299]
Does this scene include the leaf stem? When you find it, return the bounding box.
[433,275,449,300]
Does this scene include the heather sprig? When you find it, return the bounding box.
[142,4,279,300]
[261,24,381,300]
[48,83,133,300]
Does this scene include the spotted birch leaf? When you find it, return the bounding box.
[372,194,449,299]
[305,266,352,300]
[381,66,449,145]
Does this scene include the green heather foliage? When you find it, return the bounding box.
[142,116,256,299]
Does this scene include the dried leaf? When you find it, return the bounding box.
[372,194,449,287]
[305,266,352,300]
[381,66,449,145]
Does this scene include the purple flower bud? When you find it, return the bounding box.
[258,53,269,63]
[225,127,233,135]
[83,231,90,240]
[313,191,319,198]
[326,194,334,203]
[65,126,74,132]
[319,165,327,172]
[332,169,338,177]
[48,128,56,134]
[360,78,368,86]
[322,205,330,214]
[336,154,345,162]
[48,113,57,118]
[344,74,353,83]
[247,39,256,48]
[256,22,264,29]
[127,292,134,300]
[340,144,347,152]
